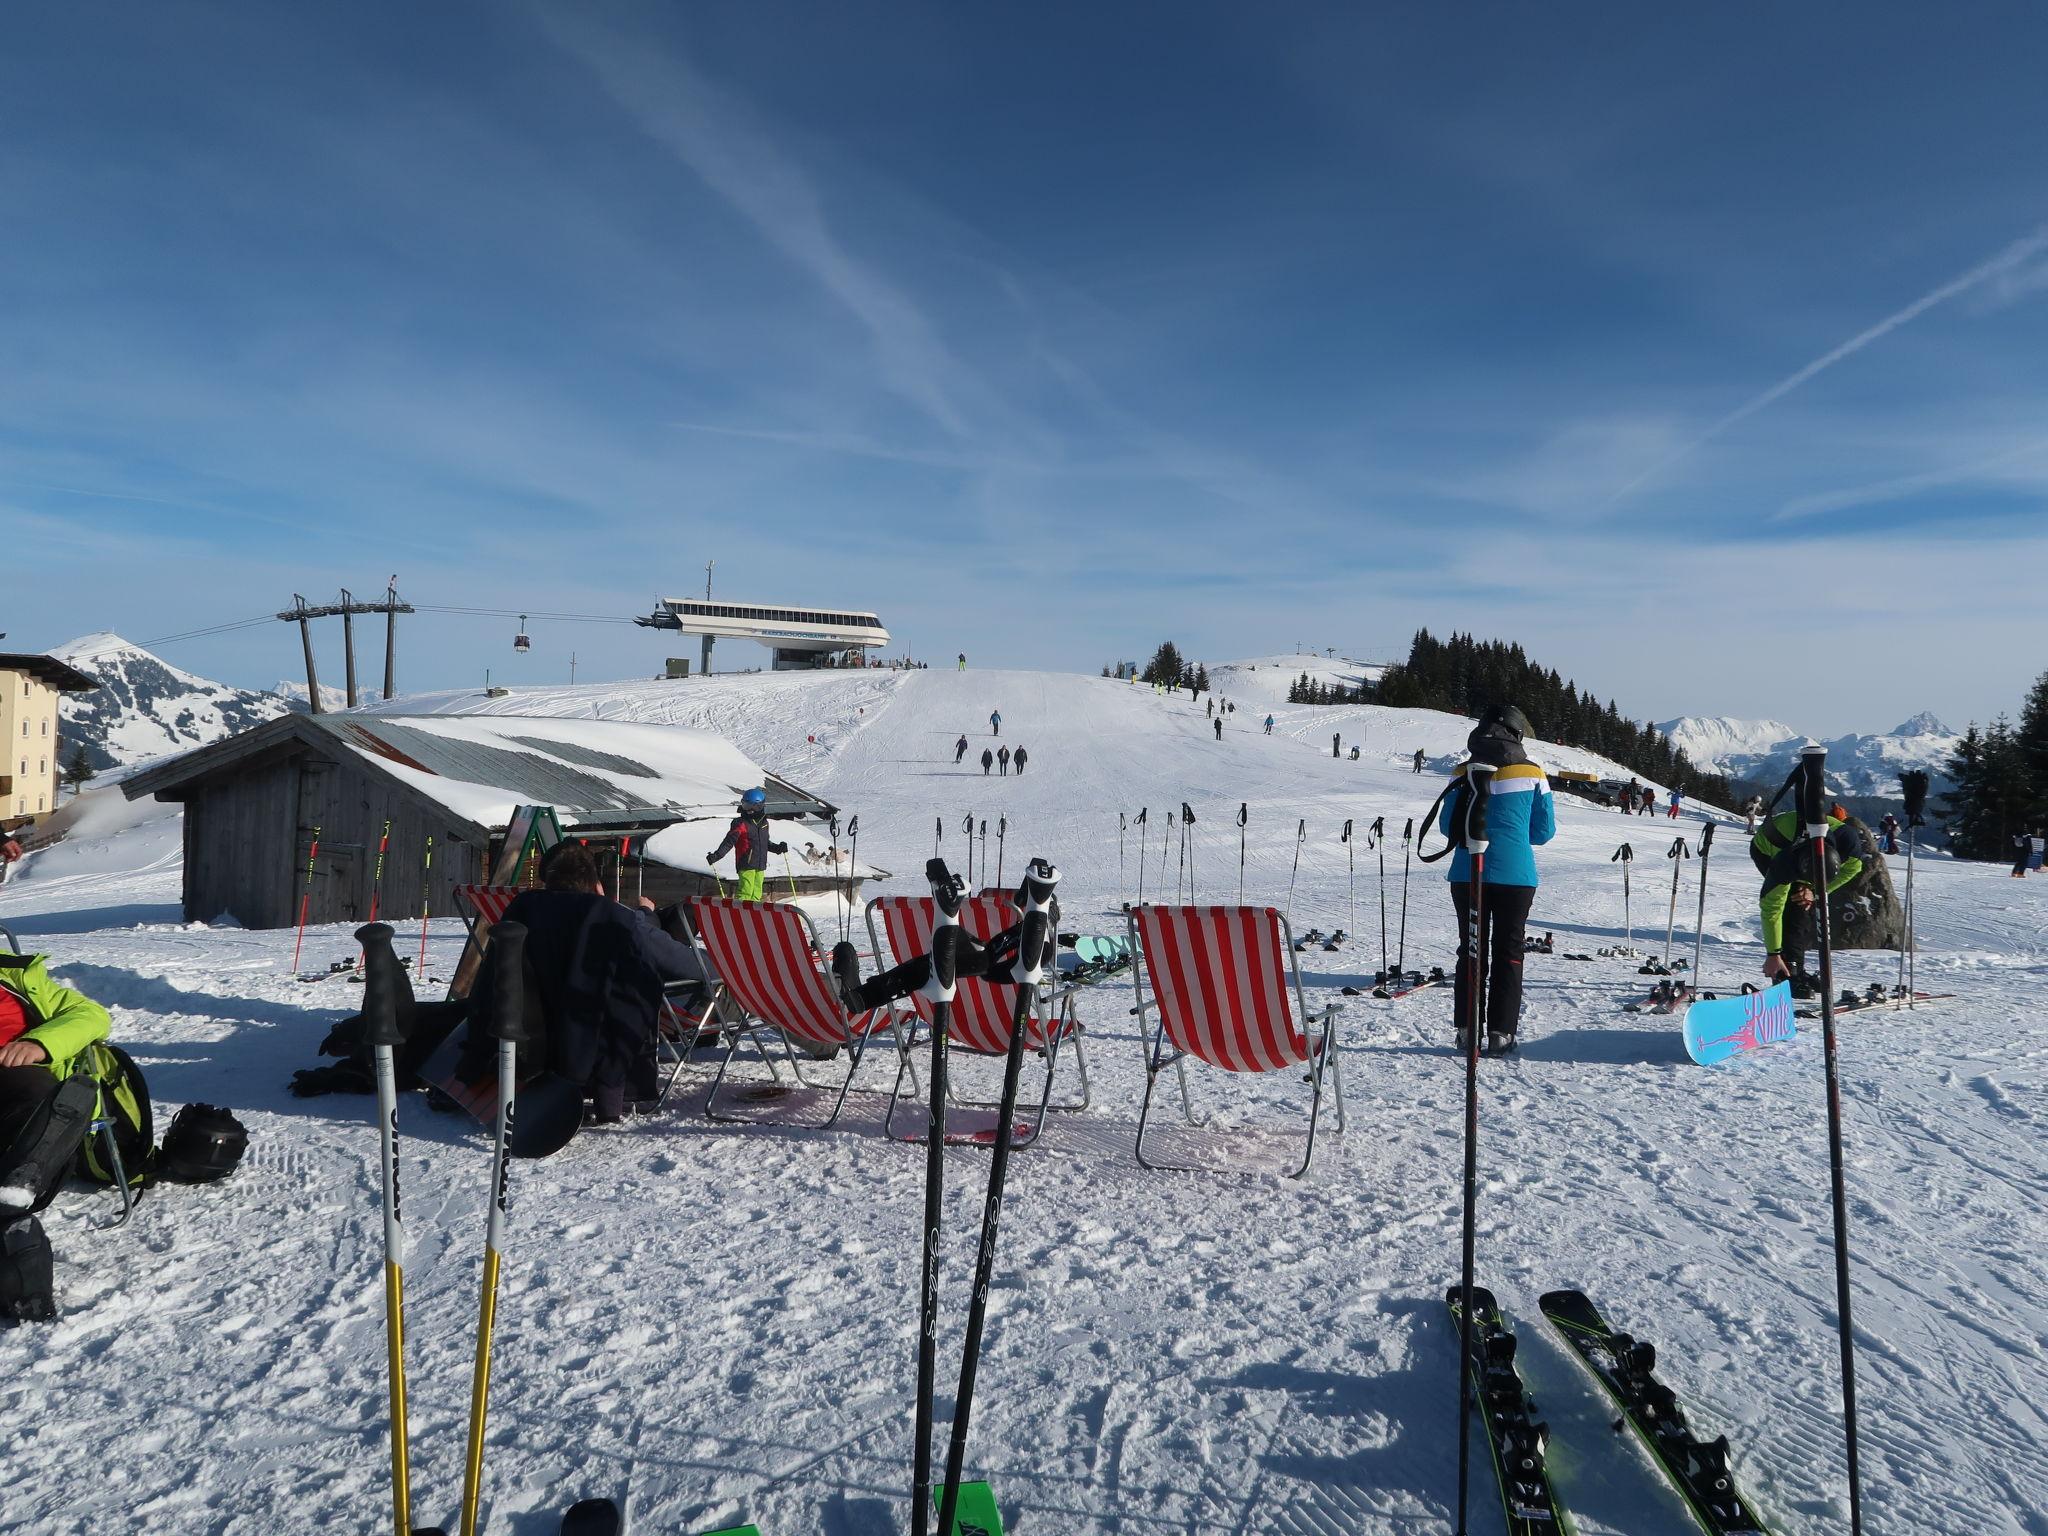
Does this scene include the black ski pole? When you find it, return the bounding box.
[848,815,860,935]
[1454,763,1495,1536]
[830,814,845,943]
[1180,802,1196,903]
[979,820,988,889]
[1900,769,1929,1005]
[963,815,975,888]
[1613,842,1634,951]
[912,860,965,1536]
[1369,815,1387,979]
[996,816,1006,889]
[1662,835,1690,971]
[1799,745,1865,1535]
[1119,812,1128,900]
[1342,819,1355,952]
[1396,818,1413,974]
[1286,818,1306,925]
[934,816,942,861]
[458,919,534,1536]
[936,860,1058,1536]
[1160,805,1172,889]
[1136,808,1148,904]
[1236,803,1248,905]
[1691,822,1714,986]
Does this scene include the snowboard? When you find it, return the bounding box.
[933,1479,1005,1536]
[1681,983,1795,1066]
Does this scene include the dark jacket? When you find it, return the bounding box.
[466,889,706,1089]
[709,811,786,874]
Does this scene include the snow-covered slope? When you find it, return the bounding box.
[1208,653,1388,708]
[52,632,295,774]
[1660,711,1961,799]
[1,664,2038,1535]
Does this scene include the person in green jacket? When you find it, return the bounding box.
[0,951,112,1209]
[1751,806,1866,991]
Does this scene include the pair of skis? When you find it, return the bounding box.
[1448,1286,1773,1535]
[1357,964,1444,1000]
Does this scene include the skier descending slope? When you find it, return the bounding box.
[1437,706,1553,1056]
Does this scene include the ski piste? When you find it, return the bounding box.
[1370,964,1445,1000]
[1445,1286,1574,1535]
[1682,983,1795,1066]
[1538,1289,1773,1535]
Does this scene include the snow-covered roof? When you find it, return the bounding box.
[119,712,832,838]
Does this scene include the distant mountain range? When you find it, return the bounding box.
[52,633,299,775]
[1657,712,1960,800]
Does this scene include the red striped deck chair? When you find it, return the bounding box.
[688,897,914,1129]
[863,892,1089,1144]
[1126,904,1345,1177]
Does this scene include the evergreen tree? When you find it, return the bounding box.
[1938,726,1988,856]
[1140,641,1185,687]
[2016,668,2048,827]
[62,744,95,792]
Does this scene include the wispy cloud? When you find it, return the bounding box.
[535,11,993,444]
[1606,223,2048,506]
[1776,434,2048,521]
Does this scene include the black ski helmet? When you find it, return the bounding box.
[156,1103,249,1184]
[1480,703,1532,741]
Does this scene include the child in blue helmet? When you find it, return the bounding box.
[706,788,788,901]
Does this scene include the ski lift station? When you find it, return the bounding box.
[635,597,889,674]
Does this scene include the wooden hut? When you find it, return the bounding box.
[119,713,842,929]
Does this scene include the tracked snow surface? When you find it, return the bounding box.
[1,666,2041,1535]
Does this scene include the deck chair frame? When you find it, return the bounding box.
[863,893,1090,1144]
[687,897,917,1130]
[1126,904,1345,1178]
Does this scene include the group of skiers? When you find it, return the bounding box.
[953,734,1029,775]
[2013,830,2047,877]
[1615,780,1680,817]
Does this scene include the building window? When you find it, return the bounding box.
[41,719,48,735]
[37,796,44,811]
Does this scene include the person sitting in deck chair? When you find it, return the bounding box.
[829,860,1059,1014]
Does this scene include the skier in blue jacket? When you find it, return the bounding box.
[1438,704,1555,1055]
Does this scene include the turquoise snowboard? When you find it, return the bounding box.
[1681,981,1796,1065]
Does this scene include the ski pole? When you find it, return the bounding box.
[847,815,861,940]
[937,861,1056,1536]
[1797,744,1865,1535]
[1691,822,1714,986]
[1136,808,1148,904]
[1662,835,1690,970]
[784,849,799,899]
[458,919,534,1536]
[361,922,420,1536]
[1160,805,1172,889]
[1369,815,1386,979]
[1119,812,1128,899]
[912,861,964,1536]
[1396,818,1413,974]
[979,820,988,890]
[291,823,322,973]
[1180,802,1196,903]
[1900,769,1929,1005]
[996,816,1006,889]
[1613,842,1634,950]
[963,814,975,887]
[1454,764,1495,1536]
[830,814,844,942]
[934,816,942,861]
[416,836,434,975]
[366,818,392,927]
[1236,803,1247,905]
[1285,819,1306,925]
[1342,819,1355,951]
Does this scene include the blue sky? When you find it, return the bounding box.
[4,3,2046,737]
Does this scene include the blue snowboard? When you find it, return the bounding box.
[1681,981,1796,1065]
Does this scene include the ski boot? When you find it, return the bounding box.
[829,940,866,1013]
[1485,1031,1517,1057]
[1789,970,1822,1000]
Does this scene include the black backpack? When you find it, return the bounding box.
[157,1104,249,1184]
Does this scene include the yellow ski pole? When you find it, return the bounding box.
[458,920,534,1536]
[359,922,418,1536]
[783,849,799,898]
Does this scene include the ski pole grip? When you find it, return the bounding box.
[1900,768,1929,825]
[1237,803,1247,827]
[357,922,408,1047]
[1180,801,1194,825]
[1462,764,1494,850]
[1013,909,1050,986]
[1698,822,1715,853]
[1402,817,1413,841]
[1796,744,1827,831]
[1669,836,1689,860]
[485,920,535,1045]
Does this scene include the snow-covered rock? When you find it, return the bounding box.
[1659,712,1960,799]
[51,633,295,774]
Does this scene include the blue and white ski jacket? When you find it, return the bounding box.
[1438,761,1555,888]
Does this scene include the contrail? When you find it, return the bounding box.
[1606,223,2048,507]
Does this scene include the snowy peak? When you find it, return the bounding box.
[1892,711,1951,738]
[1660,711,1960,800]
[52,633,296,774]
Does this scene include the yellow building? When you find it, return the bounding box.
[0,652,102,827]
